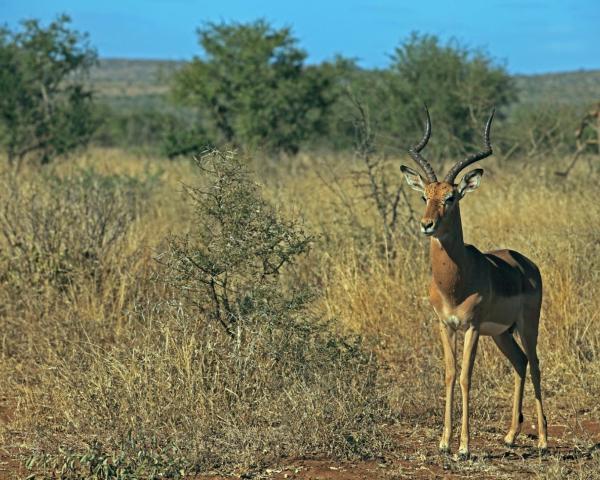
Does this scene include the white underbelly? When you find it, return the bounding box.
[441,314,512,336]
[479,321,511,336]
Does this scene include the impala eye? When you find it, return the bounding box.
[421,195,427,203]
[445,195,455,204]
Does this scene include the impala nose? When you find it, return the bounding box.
[421,220,436,235]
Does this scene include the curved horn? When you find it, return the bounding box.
[444,108,495,184]
[408,105,437,183]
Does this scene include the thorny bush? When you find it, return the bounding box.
[159,150,314,336]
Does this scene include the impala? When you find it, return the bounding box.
[400,107,547,457]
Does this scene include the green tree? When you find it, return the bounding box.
[333,33,517,159]
[171,20,337,154]
[392,33,516,156]
[0,15,97,169]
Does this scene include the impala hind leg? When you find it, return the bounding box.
[438,323,457,453]
[492,330,527,446]
[520,330,548,450]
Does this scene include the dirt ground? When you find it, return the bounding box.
[222,417,600,480]
[204,420,599,479]
[1,399,599,479]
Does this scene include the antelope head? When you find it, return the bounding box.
[400,106,495,236]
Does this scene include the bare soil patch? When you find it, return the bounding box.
[186,415,600,480]
[2,391,599,479]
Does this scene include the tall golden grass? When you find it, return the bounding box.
[0,148,598,478]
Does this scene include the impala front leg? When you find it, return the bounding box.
[459,326,480,458]
[439,322,457,453]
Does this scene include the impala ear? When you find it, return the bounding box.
[458,169,484,197]
[401,165,426,193]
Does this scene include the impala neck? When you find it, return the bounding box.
[430,205,471,294]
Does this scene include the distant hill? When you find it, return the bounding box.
[90,58,184,96]
[514,70,600,106]
[90,58,185,112]
[91,58,600,109]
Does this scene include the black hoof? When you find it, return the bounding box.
[457,450,470,460]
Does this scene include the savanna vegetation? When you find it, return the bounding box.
[0,14,599,480]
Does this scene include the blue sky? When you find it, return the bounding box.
[1,0,599,74]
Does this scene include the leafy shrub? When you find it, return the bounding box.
[93,106,178,149]
[161,123,211,159]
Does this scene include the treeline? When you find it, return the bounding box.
[0,16,596,168]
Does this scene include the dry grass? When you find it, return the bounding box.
[0,148,598,479]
